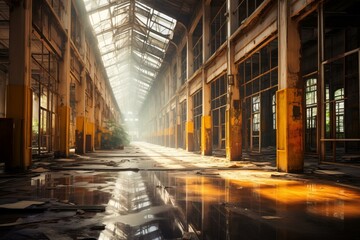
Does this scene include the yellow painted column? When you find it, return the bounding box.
[186,121,194,151]
[76,116,86,154]
[201,115,212,155]
[225,0,242,161]
[58,106,70,155]
[86,73,95,152]
[75,70,86,154]
[86,120,95,152]
[276,89,303,172]
[5,0,33,171]
[276,0,304,172]
[201,68,212,156]
[225,107,242,160]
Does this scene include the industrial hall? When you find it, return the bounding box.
[0,0,359,239]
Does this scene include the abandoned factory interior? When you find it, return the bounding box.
[0,0,359,239]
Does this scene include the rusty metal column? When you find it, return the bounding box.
[58,0,71,157]
[276,0,304,172]
[225,0,242,161]
[6,0,33,171]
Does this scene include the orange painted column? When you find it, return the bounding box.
[186,86,194,151]
[201,71,212,156]
[75,71,86,154]
[186,121,194,151]
[5,0,33,171]
[276,0,304,172]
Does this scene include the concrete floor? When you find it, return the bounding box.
[0,142,360,240]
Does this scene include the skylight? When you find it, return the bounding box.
[83,0,177,115]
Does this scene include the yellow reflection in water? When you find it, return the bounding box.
[190,171,360,218]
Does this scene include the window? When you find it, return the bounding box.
[193,21,203,72]
[251,95,260,151]
[181,46,187,85]
[193,90,203,151]
[211,75,227,149]
[210,1,227,54]
[305,78,317,129]
[334,88,344,138]
[238,39,278,152]
[235,0,264,28]
[252,95,260,132]
[180,101,187,149]
[172,64,177,94]
[272,93,276,130]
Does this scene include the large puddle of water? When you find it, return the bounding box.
[26,170,360,239]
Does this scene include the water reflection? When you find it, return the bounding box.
[150,171,360,240]
[31,172,113,205]
[98,172,181,240]
[30,170,360,240]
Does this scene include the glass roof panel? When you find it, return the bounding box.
[83,0,176,114]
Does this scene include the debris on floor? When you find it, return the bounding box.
[0,142,359,239]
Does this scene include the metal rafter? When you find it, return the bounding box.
[83,0,176,115]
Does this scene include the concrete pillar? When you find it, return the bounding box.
[186,87,194,151]
[200,0,211,156]
[276,0,304,172]
[5,0,33,171]
[76,70,86,154]
[201,70,212,155]
[86,76,95,152]
[58,0,71,157]
[175,97,180,148]
[164,112,168,147]
[203,0,211,62]
[95,98,102,149]
[225,0,242,161]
